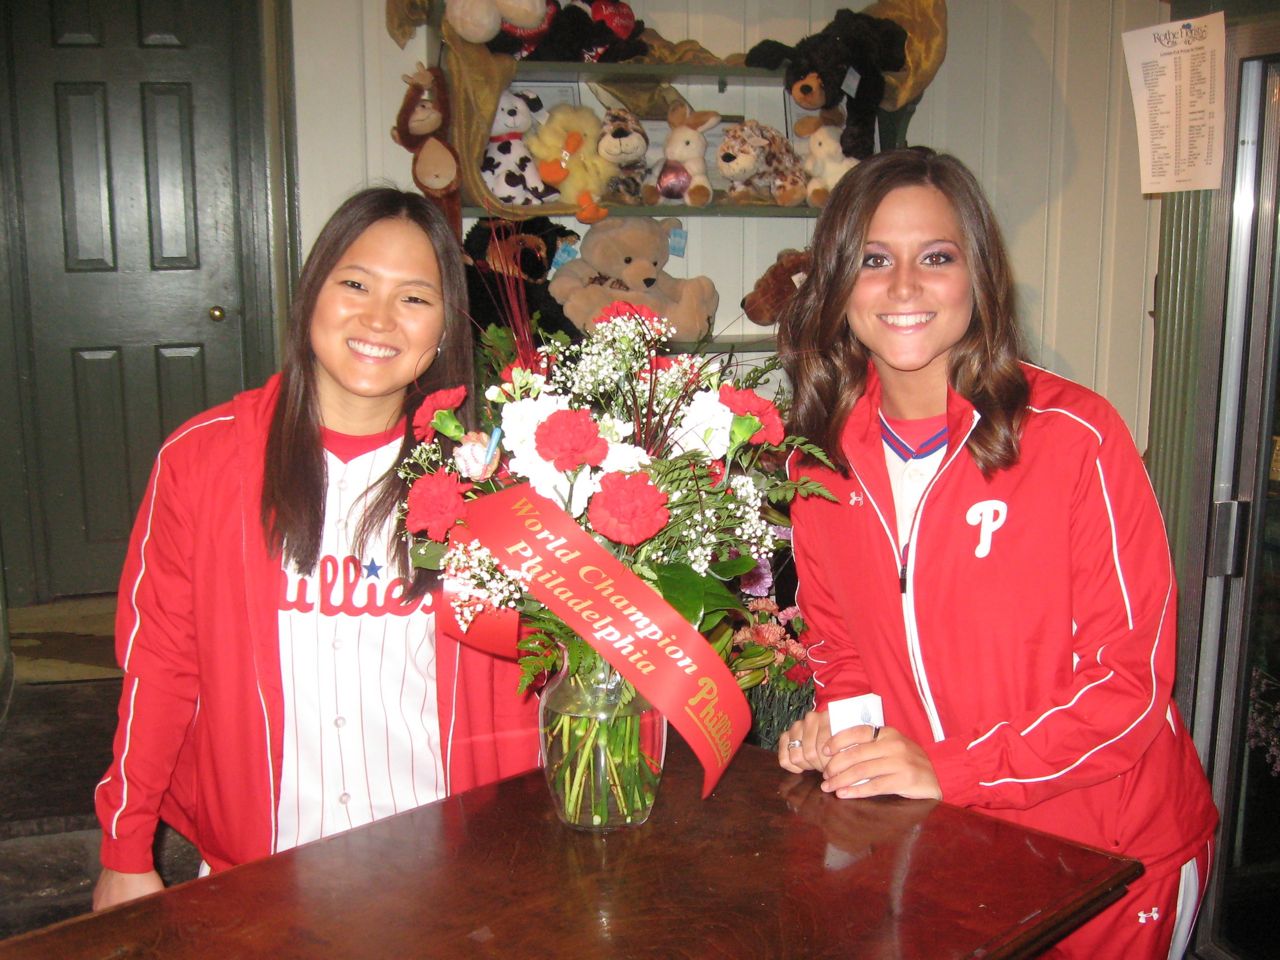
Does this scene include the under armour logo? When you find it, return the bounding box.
[964,499,1007,558]
[1138,908,1160,924]
[849,491,864,507]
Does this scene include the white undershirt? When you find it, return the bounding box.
[275,438,445,852]
[885,445,945,548]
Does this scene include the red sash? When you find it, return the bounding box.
[444,483,750,796]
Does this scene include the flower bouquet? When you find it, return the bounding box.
[400,302,833,829]
[728,598,816,750]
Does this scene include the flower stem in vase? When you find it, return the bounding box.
[539,656,667,830]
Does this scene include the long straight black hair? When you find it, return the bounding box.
[261,188,471,595]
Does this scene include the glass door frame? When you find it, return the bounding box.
[1189,20,1280,960]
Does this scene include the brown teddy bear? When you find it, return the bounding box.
[741,248,811,327]
[548,216,718,340]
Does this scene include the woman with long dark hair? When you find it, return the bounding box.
[93,188,538,909]
[777,148,1217,957]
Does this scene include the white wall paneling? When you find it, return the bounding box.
[289,0,1167,441]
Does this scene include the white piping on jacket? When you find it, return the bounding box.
[122,414,235,672]
[105,677,141,839]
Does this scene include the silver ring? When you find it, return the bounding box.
[786,739,802,749]
[870,725,881,741]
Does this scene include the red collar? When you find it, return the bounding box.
[488,131,524,143]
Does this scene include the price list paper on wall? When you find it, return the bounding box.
[1122,12,1225,194]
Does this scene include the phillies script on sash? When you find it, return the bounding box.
[463,483,752,795]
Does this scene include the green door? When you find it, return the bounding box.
[5,0,273,599]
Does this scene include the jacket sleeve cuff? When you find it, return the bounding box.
[923,736,985,807]
[99,834,157,874]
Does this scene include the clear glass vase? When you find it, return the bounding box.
[539,655,667,830]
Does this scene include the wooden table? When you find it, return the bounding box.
[0,742,1140,959]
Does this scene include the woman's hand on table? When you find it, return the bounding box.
[93,868,164,911]
[820,725,942,800]
[778,709,834,773]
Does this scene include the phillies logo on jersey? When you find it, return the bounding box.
[964,500,1007,558]
[278,554,430,616]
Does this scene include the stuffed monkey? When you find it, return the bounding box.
[391,62,462,236]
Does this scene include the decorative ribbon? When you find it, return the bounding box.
[443,482,750,797]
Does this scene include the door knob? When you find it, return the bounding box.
[209,305,227,322]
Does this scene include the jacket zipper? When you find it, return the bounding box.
[855,411,980,743]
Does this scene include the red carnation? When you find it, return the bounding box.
[718,384,784,445]
[412,386,468,442]
[535,409,608,472]
[784,661,813,685]
[406,471,473,542]
[594,300,666,333]
[588,472,669,546]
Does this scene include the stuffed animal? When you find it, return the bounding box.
[741,248,811,327]
[744,7,908,159]
[489,0,648,63]
[463,217,582,343]
[597,107,649,205]
[640,103,721,208]
[481,88,559,206]
[548,216,718,340]
[715,120,807,206]
[445,0,547,44]
[524,103,617,223]
[793,110,859,206]
[390,63,462,235]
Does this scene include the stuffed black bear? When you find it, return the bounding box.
[463,217,582,346]
[745,8,907,160]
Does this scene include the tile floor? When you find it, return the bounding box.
[1,596,197,940]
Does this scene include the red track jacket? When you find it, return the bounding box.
[95,375,540,874]
[791,363,1216,876]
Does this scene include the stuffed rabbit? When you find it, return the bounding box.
[794,110,859,206]
[641,102,721,208]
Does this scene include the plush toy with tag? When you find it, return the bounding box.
[640,102,720,208]
[716,120,807,206]
[464,216,581,343]
[793,109,859,206]
[489,0,647,62]
[445,0,547,44]
[741,248,810,327]
[548,216,718,340]
[598,107,649,204]
[390,63,462,234]
[481,88,559,206]
[524,103,616,223]
[744,7,907,159]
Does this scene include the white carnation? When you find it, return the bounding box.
[668,389,733,460]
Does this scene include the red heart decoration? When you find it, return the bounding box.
[591,0,635,39]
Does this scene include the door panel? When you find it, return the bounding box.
[11,0,251,597]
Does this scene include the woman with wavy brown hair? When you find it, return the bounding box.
[777,148,1215,958]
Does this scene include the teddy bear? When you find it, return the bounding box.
[741,248,811,327]
[597,107,649,204]
[481,88,559,206]
[641,102,721,208]
[524,103,617,223]
[744,7,908,159]
[548,216,718,340]
[793,110,859,206]
[715,120,807,206]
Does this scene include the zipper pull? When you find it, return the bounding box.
[899,563,907,594]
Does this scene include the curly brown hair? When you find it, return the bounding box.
[779,148,1027,476]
